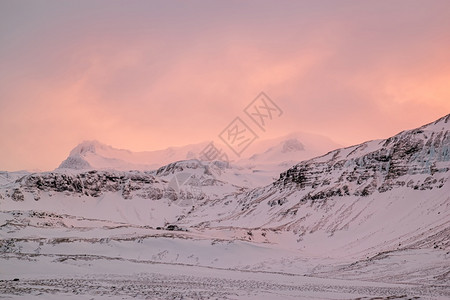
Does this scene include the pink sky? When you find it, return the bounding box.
[1,1,450,171]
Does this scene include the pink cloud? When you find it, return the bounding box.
[1,1,449,170]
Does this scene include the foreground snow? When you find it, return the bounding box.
[2,256,448,299]
[0,208,448,299]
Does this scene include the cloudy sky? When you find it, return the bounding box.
[1,0,449,171]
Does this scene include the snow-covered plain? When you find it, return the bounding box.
[1,117,449,299]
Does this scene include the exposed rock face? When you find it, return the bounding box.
[11,189,24,202]
[276,114,450,200]
[155,160,204,176]
[18,171,164,200]
[154,159,227,179]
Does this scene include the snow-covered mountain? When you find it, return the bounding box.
[180,114,450,257]
[1,114,449,299]
[244,131,341,165]
[58,140,209,171]
[57,131,340,173]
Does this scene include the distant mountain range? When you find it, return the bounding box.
[57,131,341,172]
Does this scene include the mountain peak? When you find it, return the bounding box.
[433,113,449,124]
[281,138,305,153]
[422,113,450,131]
[69,140,109,156]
